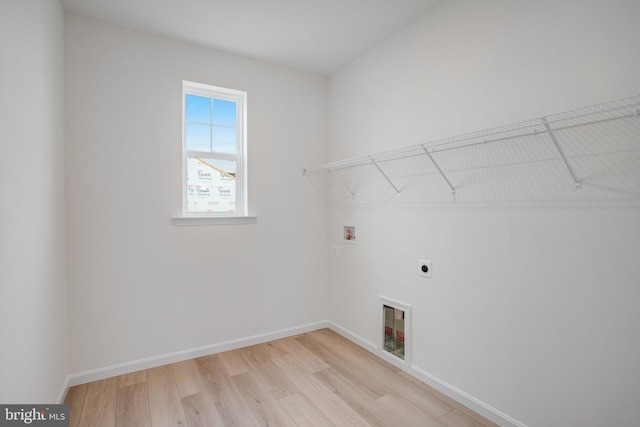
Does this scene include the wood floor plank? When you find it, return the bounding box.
[115,382,152,427]
[376,371,453,421]
[218,349,252,377]
[255,340,288,359]
[118,370,146,389]
[78,377,118,427]
[171,359,208,397]
[231,370,297,427]
[239,345,300,399]
[195,355,261,427]
[298,331,394,399]
[69,329,499,427]
[320,330,494,426]
[388,377,453,419]
[307,330,454,419]
[238,344,270,364]
[272,353,372,427]
[146,365,188,427]
[377,394,446,427]
[439,409,489,427]
[181,391,224,427]
[397,371,499,427]
[316,329,401,374]
[314,367,399,427]
[64,383,88,427]
[323,334,454,419]
[274,336,330,373]
[279,393,334,427]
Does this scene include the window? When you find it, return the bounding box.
[181,81,248,218]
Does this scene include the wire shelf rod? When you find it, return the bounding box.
[428,114,638,158]
[302,95,640,175]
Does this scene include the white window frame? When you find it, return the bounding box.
[176,80,254,225]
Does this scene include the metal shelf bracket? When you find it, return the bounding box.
[542,117,582,189]
[369,155,401,196]
[421,144,456,194]
[330,169,356,198]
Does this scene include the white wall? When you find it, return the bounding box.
[327,0,640,426]
[0,0,68,403]
[65,15,329,373]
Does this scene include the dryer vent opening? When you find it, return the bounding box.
[380,297,411,364]
[383,304,405,360]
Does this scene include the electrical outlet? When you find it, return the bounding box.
[419,259,432,278]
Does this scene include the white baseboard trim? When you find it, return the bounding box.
[410,365,528,427]
[60,319,526,427]
[65,320,328,388]
[57,375,70,404]
[328,321,379,351]
[327,321,527,427]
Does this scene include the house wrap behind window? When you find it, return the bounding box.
[187,157,236,213]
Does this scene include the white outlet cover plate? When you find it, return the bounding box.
[419,259,432,278]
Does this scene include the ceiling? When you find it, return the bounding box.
[60,0,443,76]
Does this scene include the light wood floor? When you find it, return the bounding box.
[64,328,498,427]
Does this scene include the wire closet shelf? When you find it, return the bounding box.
[302,95,640,207]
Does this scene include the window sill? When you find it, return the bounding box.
[171,216,258,226]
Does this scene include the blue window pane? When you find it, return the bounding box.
[186,94,211,124]
[185,123,211,151]
[213,99,236,127]
[213,126,237,154]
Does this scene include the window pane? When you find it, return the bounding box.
[213,126,237,154]
[185,123,211,151]
[185,94,211,124]
[187,157,237,213]
[213,99,236,126]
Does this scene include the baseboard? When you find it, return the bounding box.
[409,365,528,427]
[327,321,379,351]
[60,319,526,427]
[57,375,70,404]
[64,320,328,389]
[327,321,527,427]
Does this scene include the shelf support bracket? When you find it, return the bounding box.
[421,145,456,194]
[369,156,401,195]
[542,117,581,189]
[330,169,356,198]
